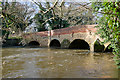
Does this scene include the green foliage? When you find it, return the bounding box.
[34,12,70,31]
[34,2,70,31]
[33,2,96,31]
[92,1,120,68]
[2,30,9,39]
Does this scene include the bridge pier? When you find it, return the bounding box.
[90,44,94,52]
[48,39,51,48]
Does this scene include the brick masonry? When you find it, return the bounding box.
[22,25,110,52]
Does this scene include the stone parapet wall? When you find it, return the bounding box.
[22,24,110,52]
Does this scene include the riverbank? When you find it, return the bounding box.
[2,39,22,47]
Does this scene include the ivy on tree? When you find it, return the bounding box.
[92,1,120,68]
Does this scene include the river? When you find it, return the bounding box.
[2,48,120,78]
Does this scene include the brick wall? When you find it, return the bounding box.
[22,24,110,52]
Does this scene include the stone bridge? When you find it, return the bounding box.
[22,25,112,52]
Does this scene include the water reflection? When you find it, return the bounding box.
[2,48,119,78]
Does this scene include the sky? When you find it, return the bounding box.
[3,0,90,2]
[2,0,118,2]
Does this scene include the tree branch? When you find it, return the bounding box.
[77,3,120,16]
[43,0,58,14]
[42,17,55,25]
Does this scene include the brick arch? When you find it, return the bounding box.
[94,39,105,52]
[71,38,90,46]
[91,37,101,44]
[27,41,40,47]
[69,39,90,50]
[49,39,61,48]
[22,24,101,52]
[104,44,113,52]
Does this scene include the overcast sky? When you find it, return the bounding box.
[2,0,117,2]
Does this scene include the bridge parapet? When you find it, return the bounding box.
[22,25,111,52]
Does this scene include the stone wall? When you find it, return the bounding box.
[2,39,21,47]
[22,25,110,52]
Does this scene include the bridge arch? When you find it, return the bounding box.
[28,41,40,47]
[104,44,113,52]
[69,39,90,50]
[94,39,105,52]
[50,39,61,48]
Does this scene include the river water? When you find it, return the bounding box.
[2,48,120,78]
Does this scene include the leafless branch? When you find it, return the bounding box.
[77,2,120,15]
[42,17,55,25]
[43,0,58,14]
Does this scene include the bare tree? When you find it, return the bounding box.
[2,2,35,32]
[32,1,95,26]
[53,2,95,25]
[1,2,35,39]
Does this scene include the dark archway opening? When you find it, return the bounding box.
[50,39,61,48]
[94,39,105,52]
[104,45,113,52]
[28,41,40,47]
[69,39,90,50]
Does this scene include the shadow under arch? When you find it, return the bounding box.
[104,44,113,52]
[50,39,61,48]
[94,39,105,52]
[28,41,40,47]
[69,39,90,50]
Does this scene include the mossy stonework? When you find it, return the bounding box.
[61,39,70,49]
[22,25,112,52]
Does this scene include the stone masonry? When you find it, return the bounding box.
[22,25,110,52]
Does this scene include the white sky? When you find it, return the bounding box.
[2,0,117,2]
